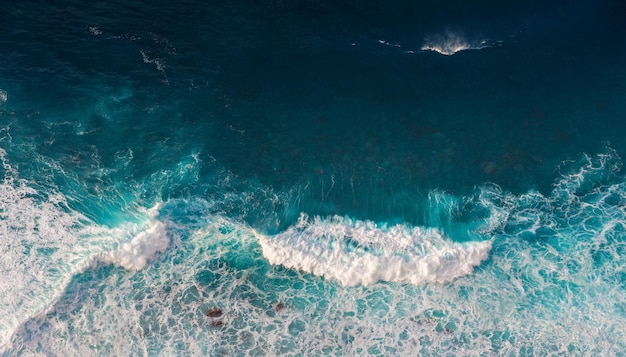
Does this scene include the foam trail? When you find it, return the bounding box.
[258,214,491,286]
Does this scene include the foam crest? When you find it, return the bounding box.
[258,214,492,286]
[99,213,170,271]
[421,31,490,55]
[0,89,6,105]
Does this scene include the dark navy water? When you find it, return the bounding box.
[2,1,626,355]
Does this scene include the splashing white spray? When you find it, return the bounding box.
[421,31,490,56]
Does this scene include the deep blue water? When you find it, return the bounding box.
[2,1,626,355]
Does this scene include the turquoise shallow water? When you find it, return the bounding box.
[1,0,626,355]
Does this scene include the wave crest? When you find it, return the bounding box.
[258,214,491,286]
[421,31,490,56]
[99,217,169,271]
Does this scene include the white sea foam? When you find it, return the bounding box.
[258,214,492,286]
[99,213,169,271]
[0,152,100,349]
[140,49,166,72]
[0,149,170,352]
[88,25,102,36]
[377,39,402,48]
[8,154,626,357]
[0,89,7,105]
[421,31,490,56]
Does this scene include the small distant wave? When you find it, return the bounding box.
[421,31,490,56]
[374,31,494,56]
[258,214,492,286]
[0,89,7,105]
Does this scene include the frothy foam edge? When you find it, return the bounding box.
[257,214,492,286]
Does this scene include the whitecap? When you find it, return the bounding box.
[257,214,492,286]
[88,25,102,36]
[98,209,170,271]
[421,31,490,56]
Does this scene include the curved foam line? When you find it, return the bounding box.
[257,214,491,286]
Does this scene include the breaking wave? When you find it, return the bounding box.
[258,214,491,286]
[421,31,491,55]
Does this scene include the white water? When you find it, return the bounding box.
[99,206,170,271]
[0,148,170,352]
[258,214,492,286]
[4,148,626,355]
[421,31,490,55]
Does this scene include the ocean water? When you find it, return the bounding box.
[2,0,626,355]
